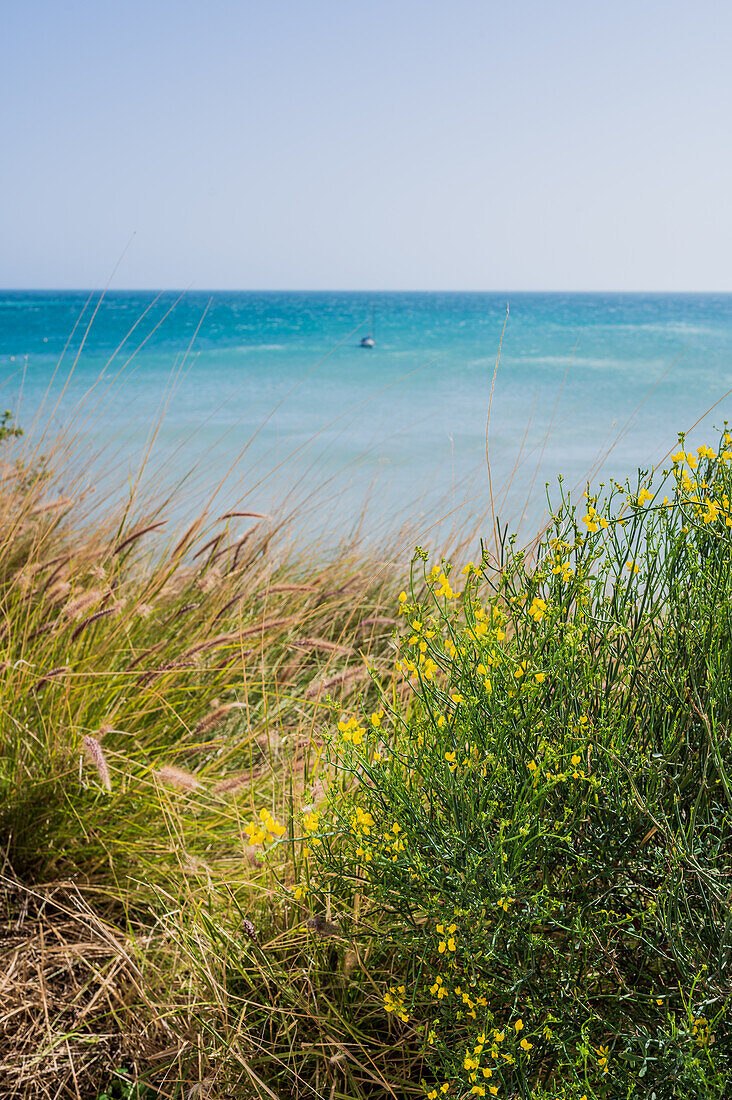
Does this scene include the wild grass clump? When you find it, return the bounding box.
[286,429,732,1099]
[0,438,396,891]
[0,420,403,1096]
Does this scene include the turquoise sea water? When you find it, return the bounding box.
[2,291,732,544]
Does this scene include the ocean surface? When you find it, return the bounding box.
[2,291,732,547]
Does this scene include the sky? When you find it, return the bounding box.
[1,0,731,291]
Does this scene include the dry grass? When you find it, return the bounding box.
[0,869,162,1099]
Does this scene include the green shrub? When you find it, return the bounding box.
[300,430,732,1099]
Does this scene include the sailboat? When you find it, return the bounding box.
[360,303,375,348]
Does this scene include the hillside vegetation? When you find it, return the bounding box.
[2,420,731,1100]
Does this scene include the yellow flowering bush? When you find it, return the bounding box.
[298,431,732,1099]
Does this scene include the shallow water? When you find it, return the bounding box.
[2,290,732,545]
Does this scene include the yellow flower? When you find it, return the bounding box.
[514,1018,524,1032]
[582,501,610,531]
[351,807,375,833]
[383,985,409,1022]
[339,715,367,745]
[596,1044,610,1072]
[534,671,545,683]
[302,812,320,833]
[571,754,581,766]
[519,1037,533,1051]
[435,571,456,599]
[701,498,721,523]
[692,1017,710,1046]
[528,596,547,622]
[637,487,653,506]
[244,821,267,845]
[421,657,438,680]
[246,810,286,844]
[626,559,640,575]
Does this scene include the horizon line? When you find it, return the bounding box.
[3,287,732,296]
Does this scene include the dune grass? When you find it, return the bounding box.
[0,415,406,1097]
[2,403,732,1099]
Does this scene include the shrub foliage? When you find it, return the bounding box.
[299,431,732,1099]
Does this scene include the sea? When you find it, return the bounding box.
[2,290,732,549]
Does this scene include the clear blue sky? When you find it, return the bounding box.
[2,0,731,290]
